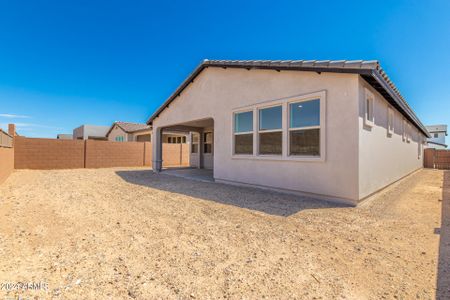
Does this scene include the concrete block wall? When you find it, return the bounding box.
[0,124,16,184]
[0,147,14,184]
[163,143,190,167]
[85,140,148,168]
[13,137,188,170]
[14,137,85,169]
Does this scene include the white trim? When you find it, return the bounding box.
[231,90,326,162]
[387,106,394,136]
[287,97,324,159]
[364,88,374,127]
[233,110,255,156]
[402,118,407,141]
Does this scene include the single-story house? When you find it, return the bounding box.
[425,124,447,149]
[147,59,430,204]
[106,122,152,142]
[73,125,109,140]
[106,121,188,143]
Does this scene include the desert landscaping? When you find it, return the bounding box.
[0,168,448,299]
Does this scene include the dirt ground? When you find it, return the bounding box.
[0,168,448,299]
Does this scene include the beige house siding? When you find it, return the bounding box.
[357,77,425,199]
[152,67,360,203]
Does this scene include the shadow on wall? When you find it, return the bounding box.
[437,170,450,299]
[115,169,351,217]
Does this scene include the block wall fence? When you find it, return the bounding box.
[0,125,16,184]
[14,137,189,170]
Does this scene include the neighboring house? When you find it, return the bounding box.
[73,125,109,140]
[57,134,73,140]
[106,122,152,142]
[106,121,188,143]
[147,59,430,205]
[425,124,447,149]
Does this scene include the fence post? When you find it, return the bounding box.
[84,140,87,168]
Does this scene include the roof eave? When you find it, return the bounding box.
[147,60,430,138]
[146,61,373,125]
[370,70,430,138]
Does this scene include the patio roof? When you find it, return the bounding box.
[147,59,430,138]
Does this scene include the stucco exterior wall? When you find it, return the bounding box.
[152,68,360,202]
[73,125,109,140]
[358,77,425,199]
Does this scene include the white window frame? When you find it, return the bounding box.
[387,106,394,136]
[364,88,374,127]
[406,123,411,143]
[418,135,423,159]
[232,109,254,156]
[257,104,283,156]
[287,97,323,158]
[191,133,199,153]
[231,90,326,162]
[402,118,407,141]
[203,132,213,154]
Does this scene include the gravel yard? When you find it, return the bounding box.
[0,168,448,299]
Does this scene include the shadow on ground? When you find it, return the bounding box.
[437,170,450,299]
[115,169,352,217]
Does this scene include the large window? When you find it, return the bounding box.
[258,106,282,155]
[289,99,320,156]
[234,111,253,154]
[231,91,325,161]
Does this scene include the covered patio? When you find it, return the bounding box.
[152,118,214,173]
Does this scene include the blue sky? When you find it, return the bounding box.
[0,0,449,138]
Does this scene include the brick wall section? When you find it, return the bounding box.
[14,137,189,169]
[0,147,14,184]
[181,144,189,166]
[163,143,190,167]
[14,137,85,169]
[144,142,152,166]
[85,140,146,168]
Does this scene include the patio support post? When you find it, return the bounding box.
[152,127,163,172]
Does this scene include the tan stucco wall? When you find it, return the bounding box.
[358,77,425,199]
[152,68,360,202]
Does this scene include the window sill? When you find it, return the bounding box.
[231,155,324,163]
[364,119,374,128]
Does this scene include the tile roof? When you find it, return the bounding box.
[147,59,430,137]
[114,122,151,133]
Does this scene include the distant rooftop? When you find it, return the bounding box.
[110,122,151,134]
[426,124,447,133]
